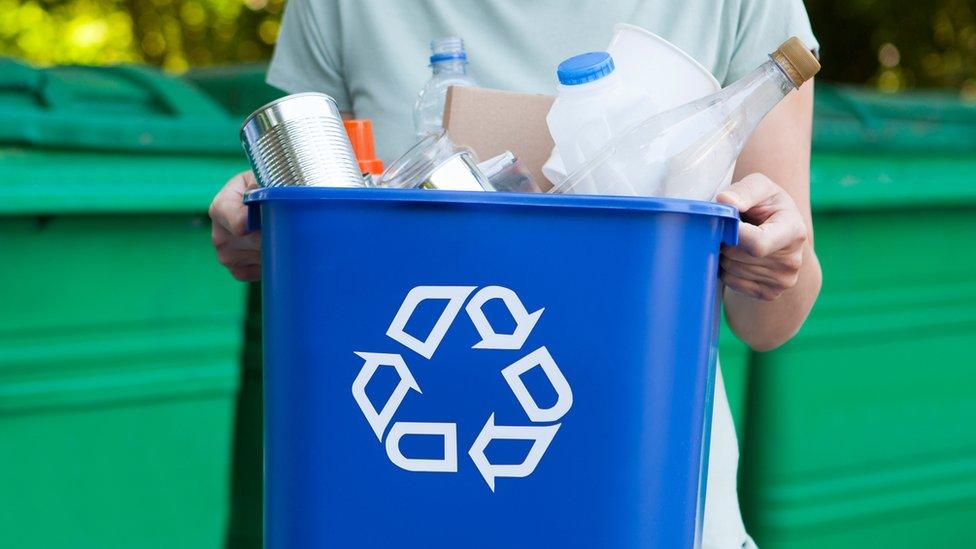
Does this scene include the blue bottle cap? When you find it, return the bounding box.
[557,52,615,85]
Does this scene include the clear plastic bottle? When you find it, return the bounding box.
[545,51,655,175]
[553,37,821,201]
[413,37,478,138]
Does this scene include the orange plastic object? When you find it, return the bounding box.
[343,119,384,175]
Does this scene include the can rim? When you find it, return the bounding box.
[377,129,454,189]
[239,92,340,135]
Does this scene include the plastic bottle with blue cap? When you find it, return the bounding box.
[413,37,479,138]
[546,51,656,179]
[551,37,821,200]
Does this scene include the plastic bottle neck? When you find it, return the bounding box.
[722,59,796,129]
[665,59,796,172]
[431,59,468,76]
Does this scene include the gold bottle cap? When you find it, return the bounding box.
[771,37,821,87]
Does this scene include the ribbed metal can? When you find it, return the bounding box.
[240,93,365,188]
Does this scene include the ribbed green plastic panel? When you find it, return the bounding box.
[741,200,976,548]
[0,214,246,549]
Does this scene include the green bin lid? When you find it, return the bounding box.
[0,57,240,154]
[813,84,976,154]
[184,63,286,118]
[811,84,976,212]
[0,58,248,216]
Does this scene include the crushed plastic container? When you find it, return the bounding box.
[246,187,738,549]
[546,51,654,175]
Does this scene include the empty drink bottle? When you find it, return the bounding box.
[413,37,478,137]
[552,37,821,200]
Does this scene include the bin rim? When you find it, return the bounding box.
[245,186,739,218]
[245,187,739,246]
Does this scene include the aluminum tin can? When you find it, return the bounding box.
[240,93,364,188]
[419,151,492,191]
[379,130,492,191]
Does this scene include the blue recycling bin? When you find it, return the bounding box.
[246,187,738,549]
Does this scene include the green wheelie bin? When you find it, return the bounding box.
[0,58,249,549]
[739,85,976,548]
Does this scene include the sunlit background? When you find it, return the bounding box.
[0,0,283,70]
[1,0,974,95]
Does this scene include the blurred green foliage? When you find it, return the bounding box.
[0,0,973,96]
[0,0,283,71]
[806,0,976,97]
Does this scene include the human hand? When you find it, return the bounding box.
[209,170,261,281]
[715,173,808,301]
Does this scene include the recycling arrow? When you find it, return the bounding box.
[385,421,458,473]
[502,346,573,423]
[468,413,560,491]
[386,286,476,359]
[466,286,544,350]
[352,352,421,440]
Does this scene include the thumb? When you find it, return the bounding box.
[716,174,778,213]
[242,170,260,191]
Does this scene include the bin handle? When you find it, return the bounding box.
[0,58,43,92]
[722,217,739,247]
[246,199,261,232]
[100,65,229,118]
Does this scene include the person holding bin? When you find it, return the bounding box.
[210,2,822,548]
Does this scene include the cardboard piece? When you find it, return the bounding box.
[443,86,555,190]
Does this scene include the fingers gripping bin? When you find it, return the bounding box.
[245,188,738,549]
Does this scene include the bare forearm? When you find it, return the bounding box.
[720,81,819,351]
[725,242,821,351]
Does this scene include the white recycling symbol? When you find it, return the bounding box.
[352,285,573,491]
